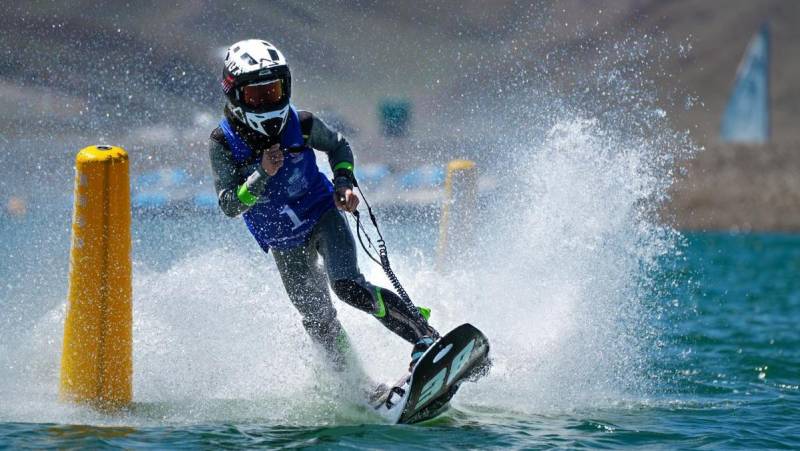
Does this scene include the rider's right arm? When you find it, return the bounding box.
[209,130,269,217]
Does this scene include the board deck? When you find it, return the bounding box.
[371,323,490,424]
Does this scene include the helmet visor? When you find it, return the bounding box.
[241,80,285,109]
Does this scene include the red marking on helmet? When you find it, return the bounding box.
[221,75,235,93]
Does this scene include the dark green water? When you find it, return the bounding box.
[1,211,799,449]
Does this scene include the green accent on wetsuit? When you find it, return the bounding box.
[333,161,354,172]
[236,184,258,206]
[335,329,352,355]
[374,287,386,318]
[418,306,431,321]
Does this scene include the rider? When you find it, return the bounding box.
[208,39,439,372]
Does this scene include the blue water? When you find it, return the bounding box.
[1,206,798,448]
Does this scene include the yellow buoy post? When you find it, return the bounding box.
[60,145,132,409]
[437,160,478,271]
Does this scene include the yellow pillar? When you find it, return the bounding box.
[60,145,132,409]
[437,160,477,271]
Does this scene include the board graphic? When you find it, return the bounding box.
[372,323,490,424]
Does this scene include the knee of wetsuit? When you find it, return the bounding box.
[332,279,377,313]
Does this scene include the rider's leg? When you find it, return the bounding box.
[272,240,351,371]
[313,209,439,344]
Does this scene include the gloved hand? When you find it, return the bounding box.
[260,143,284,176]
[333,171,359,212]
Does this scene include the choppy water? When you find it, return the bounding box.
[2,209,799,449]
[1,112,797,449]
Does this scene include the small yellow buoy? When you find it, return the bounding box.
[437,160,478,271]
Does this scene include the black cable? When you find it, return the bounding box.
[351,184,415,308]
[353,210,382,266]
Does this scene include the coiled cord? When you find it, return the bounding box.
[351,185,416,309]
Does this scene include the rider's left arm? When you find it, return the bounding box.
[299,111,355,180]
[299,111,358,211]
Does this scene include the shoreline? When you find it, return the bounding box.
[669,142,800,232]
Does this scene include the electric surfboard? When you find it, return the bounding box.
[371,323,491,424]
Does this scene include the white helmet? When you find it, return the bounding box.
[221,39,292,137]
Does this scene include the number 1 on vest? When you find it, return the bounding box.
[280,205,306,230]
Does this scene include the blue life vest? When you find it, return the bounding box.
[219,106,335,251]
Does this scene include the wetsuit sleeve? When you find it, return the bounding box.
[300,111,354,175]
[209,129,270,217]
